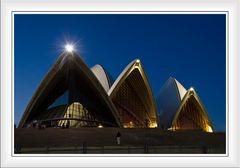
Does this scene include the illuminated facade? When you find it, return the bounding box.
[19,53,158,128]
[171,88,213,132]
[19,52,213,132]
[19,52,122,128]
[157,77,214,132]
[108,59,158,128]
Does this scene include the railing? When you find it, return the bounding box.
[14,144,225,154]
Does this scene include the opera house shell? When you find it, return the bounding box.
[157,77,214,132]
[19,52,122,128]
[108,59,158,128]
[18,51,213,132]
[18,52,158,128]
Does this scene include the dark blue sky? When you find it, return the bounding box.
[14,14,226,131]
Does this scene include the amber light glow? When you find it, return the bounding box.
[149,122,158,128]
[98,124,103,128]
[206,125,213,133]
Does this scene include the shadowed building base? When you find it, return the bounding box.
[14,128,225,154]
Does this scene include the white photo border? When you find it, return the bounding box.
[1,0,240,167]
[11,11,229,158]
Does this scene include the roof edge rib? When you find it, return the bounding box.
[171,87,214,132]
[108,58,159,126]
[19,52,122,128]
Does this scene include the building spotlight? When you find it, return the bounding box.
[65,44,74,53]
[98,124,103,128]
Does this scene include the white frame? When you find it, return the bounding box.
[1,0,240,167]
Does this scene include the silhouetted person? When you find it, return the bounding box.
[144,119,149,128]
[116,131,121,145]
[66,120,70,128]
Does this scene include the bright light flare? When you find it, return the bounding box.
[65,44,74,52]
[206,125,213,133]
[98,124,103,128]
[149,122,158,128]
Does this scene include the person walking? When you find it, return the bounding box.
[116,131,121,145]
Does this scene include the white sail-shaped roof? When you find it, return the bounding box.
[175,79,186,100]
[157,77,187,129]
[171,87,214,132]
[108,59,158,127]
[91,64,113,92]
[19,52,122,128]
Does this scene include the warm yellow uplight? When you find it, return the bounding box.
[168,127,176,131]
[149,122,157,128]
[123,124,128,128]
[206,125,213,133]
[98,124,103,128]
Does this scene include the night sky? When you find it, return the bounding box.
[14,14,226,131]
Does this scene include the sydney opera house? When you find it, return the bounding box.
[18,50,214,133]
